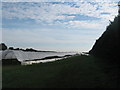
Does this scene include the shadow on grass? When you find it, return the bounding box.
[2,55,120,88]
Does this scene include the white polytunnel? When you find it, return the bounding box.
[3,50,16,59]
[0,50,76,63]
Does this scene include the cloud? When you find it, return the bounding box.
[2,1,117,39]
[3,27,104,51]
[3,28,99,46]
[2,2,79,23]
[2,0,119,52]
[2,1,117,31]
[3,28,97,52]
[1,0,120,2]
[63,20,106,29]
[2,1,118,23]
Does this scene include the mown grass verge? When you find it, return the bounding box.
[2,55,120,88]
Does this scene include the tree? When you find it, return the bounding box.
[89,16,119,61]
[0,43,7,50]
[9,47,14,50]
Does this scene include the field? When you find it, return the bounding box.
[2,55,120,88]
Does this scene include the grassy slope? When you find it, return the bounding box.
[2,55,119,88]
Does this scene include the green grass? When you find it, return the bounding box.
[2,55,120,88]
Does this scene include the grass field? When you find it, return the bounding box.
[2,55,120,88]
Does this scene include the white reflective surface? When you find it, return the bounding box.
[0,50,77,62]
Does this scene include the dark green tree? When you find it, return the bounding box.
[89,16,119,62]
[0,43,7,50]
[9,47,14,50]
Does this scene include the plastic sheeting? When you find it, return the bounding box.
[2,50,16,59]
[0,50,76,62]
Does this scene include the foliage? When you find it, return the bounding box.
[0,43,7,50]
[89,16,119,61]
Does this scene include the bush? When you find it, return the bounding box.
[0,43,7,50]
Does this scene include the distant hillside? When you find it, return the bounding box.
[89,16,119,61]
[0,43,56,52]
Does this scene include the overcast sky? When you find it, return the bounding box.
[1,0,119,52]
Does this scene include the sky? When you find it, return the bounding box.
[1,0,119,52]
